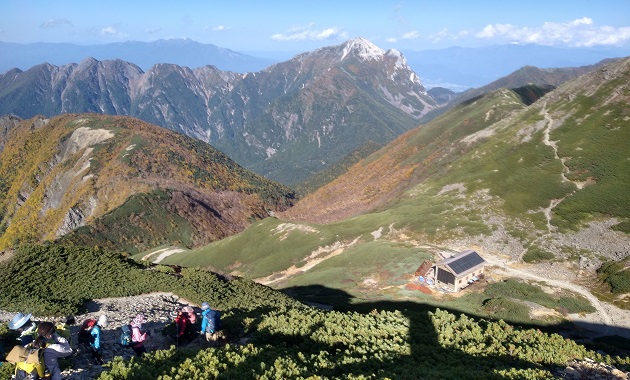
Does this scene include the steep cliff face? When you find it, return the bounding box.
[0,115,22,152]
[0,38,438,186]
[0,114,294,252]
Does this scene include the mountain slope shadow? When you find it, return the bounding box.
[216,285,584,379]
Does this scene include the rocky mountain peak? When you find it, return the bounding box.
[339,37,385,61]
[76,56,99,69]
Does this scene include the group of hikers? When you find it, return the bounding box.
[6,313,76,380]
[172,302,223,347]
[4,302,223,380]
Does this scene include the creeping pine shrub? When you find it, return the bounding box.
[522,247,555,263]
[605,269,630,294]
[0,324,19,378]
[598,260,630,294]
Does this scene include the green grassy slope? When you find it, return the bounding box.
[160,87,530,273]
[279,87,528,224]
[281,57,630,242]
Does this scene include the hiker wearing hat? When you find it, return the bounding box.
[8,312,37,346]
[89,315,108,365]
[130,314,149,356]
[200,302,223,346]
[182,305,197,325]
[33,321,73,380]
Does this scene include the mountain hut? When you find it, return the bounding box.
[431,250,486,291]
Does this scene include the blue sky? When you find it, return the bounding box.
[1,0,629,53]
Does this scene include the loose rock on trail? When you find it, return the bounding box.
[1,292,215,380]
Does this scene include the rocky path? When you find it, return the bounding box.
[1,293,212,380]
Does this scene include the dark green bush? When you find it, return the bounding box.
[523,247,555,263]
[486,280,594,314]
[598,260,630,294]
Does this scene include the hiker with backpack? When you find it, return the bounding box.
[78,315,108,365]
[8,312,38,346]
[172,309,189,347]
[129,314,149,356]
[55,315,75,350]
[199,302,223,346]
[90,315,108,365]
[32,321,73,380]
[78,318,97,349]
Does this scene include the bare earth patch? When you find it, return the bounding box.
[142,247,186,263]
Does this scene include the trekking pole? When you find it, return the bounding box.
[173,326,178,349]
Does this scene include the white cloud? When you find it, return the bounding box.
[386,37,397,43]
[146,27,162,34]
[474,17,630,47]
[212,25,226,31]
[580,26,630,46]
[476,24,514,39]
[428,28,468,43]
[98,26,128,39]
[100,26,118,36]
[402,30,420,40]
[316,28,338,39]
[271,24,348,41]
[570,17,593,26]
[40,18,73,28]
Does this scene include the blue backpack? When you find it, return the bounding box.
[205,310,222,333]
[120,325,133,347]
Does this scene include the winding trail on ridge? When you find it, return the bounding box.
[497,107,618,336]
[540,106,588,229]
[516,106,583,261]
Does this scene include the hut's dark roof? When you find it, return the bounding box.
[437,250,485,275]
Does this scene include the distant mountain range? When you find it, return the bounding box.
[2,39,628,90]
[0,38,623,190]
[0,39,275,74]
[448,60,617,106]
[403,44,630,90]
[0,38,437,187]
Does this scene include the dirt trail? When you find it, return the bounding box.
[256,237,360,285]
[513,107,582,261]
[484,255,630,339]
[253,228,630,339]
[142,247,186,263]
[540,108,571,235]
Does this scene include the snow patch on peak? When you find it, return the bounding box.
[385,49,407,69]
[340,38,385,61]
[385,49,404,59]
